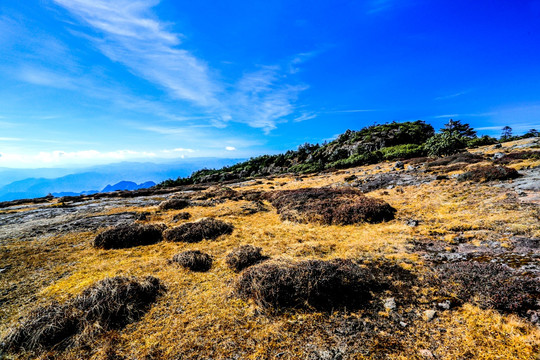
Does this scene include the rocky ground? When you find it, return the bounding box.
[0,139,539,360]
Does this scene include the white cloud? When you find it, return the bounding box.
[225,146,236,151]
[0,147,208,168]
[52,0,309,132]
[53,0,220,107]
[434,90,471,101]
[293,112,317,122]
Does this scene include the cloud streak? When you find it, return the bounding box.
[0,147,199,167]
[53,0,308,132]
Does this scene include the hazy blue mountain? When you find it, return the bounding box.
[0,158,243,201]
[101,181,156,193]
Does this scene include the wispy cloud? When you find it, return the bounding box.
[53,0,219,107]
[327,109,378,113]
[367,0,394,14]
[435,89,471,101]
[52,0,309,132]
[433,114,460,119]
[293,112,317,122]
[0,147,203,167]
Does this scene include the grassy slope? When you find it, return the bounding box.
[1,141,539,359]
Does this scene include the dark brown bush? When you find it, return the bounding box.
[73,276,165,329]
[235,259,375,311]
[93,223,163,249]
[1,302,79,352]
[158,198,190,211]
[163,217,233,243]
[1,276,165,353]
[494,151,540,164]
[226,245,269,272]
[172,212,191,221]
[172,250,213,272]
[432,262,539,316]
[191,186,241,201]
[458,165,520,182]
[425,152,485,168]
[264,188,396,225]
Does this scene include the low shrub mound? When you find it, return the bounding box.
[158,198,190,211]
[1,302,79,352]
[172,250,213,272]
[72,276,165,329]
[1,276,165,353]
[226,245,269,272]
[458,165,520,182]
[163,217,234,243]
[494,151,540,164]
[93,223,163,249]
[264,188,396,225]
[432,262,539,316]
[425,152,485,168]
[240,200,268,215]
[235,259,375,311]
[173,212,191,221]
[192,186,241,201]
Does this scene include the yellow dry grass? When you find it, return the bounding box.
[1,153,539,359]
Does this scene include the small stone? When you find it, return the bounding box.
[419,349,434,358]
[383,297,396,311]
[406,219,419,227]
[492,152,505,160]
[493,143,502,149]
[406,165,415,171]
[423,309,436,321]
[437,300,451,310]
[399,321,408,327]
[395,161,404,169]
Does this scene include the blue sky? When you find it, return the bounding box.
[0,0,539,168]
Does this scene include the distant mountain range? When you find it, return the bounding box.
[52,180,157,197]
[0,158,243,201]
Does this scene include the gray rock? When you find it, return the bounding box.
[437,300,451,310]
[406,219,419,227]
[384,297,396,310]
[492,152,505,160]
[419,349,434,358]
[423,309,436,321]
[395,161,404,170]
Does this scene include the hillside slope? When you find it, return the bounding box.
[0,138,539,359]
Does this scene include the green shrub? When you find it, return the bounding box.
[467,135,498,148]
[380,143,426,160]
[425,131,467,157]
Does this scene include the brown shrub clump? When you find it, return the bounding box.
[193,186,241,201]
[93,223,163,249]
[494,151,540,164]
[158,198,190,211]
[425,152,485,167]
[264,188,396,225]
[73,276,165,329]
[172,250,213,272]
[163,217,234,243]
[172,212,191,221]
[1,276,165,353]
[458,165,520,182]
[1,302,80,352]
[225,245,269,272]
[235,259,376,311]
[432,262,539,316]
